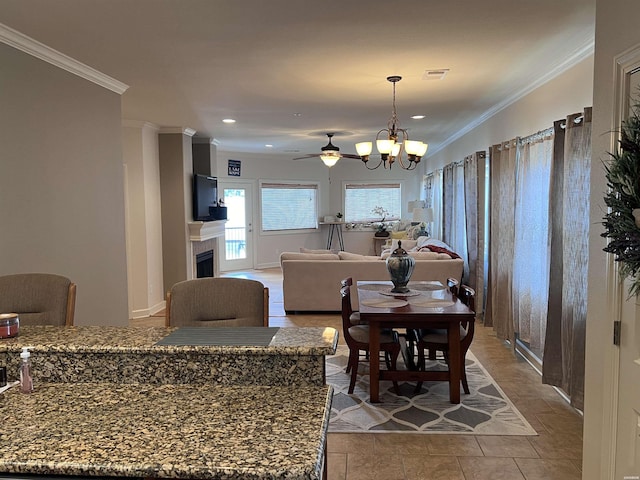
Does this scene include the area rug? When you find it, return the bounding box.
[326,346,537,435]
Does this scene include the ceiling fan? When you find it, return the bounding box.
[293,133,360,167]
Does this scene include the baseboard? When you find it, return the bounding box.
[256,262,280,269]
[131,300,166,319]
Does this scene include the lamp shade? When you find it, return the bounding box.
[376,139,394,154]
[412,207,433,223]
[407,200,426,212]
[355,142,373,156]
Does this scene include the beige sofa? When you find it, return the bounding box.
[280,250,464,313]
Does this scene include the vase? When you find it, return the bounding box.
[386,240,415,293]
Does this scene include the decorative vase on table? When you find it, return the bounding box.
[386,240,415,293]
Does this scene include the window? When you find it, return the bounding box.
[344,182,401,222]
[260,181,318,231]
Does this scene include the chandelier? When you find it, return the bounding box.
[355,76,428,170]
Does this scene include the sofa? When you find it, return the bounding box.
[280,242,464,313]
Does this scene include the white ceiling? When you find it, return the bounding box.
[0,0,596,158]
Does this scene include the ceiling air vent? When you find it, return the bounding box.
[422,69,449,80]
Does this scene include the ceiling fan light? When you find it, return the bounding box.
[320,153,340,167]
[355,142,373,156]
[377,139,393,154]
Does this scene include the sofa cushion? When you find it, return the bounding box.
[299,247,338,254]
[339,251,382,261]
[280,252,340,262]
[408,251,452,260]
[381,250,452,260]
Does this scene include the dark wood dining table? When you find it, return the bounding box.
[356,280,475,404]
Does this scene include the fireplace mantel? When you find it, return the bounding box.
[187,220,226,242]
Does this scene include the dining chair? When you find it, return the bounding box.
[165,277,269,327]
[340,285,401,395]
[413,281,476,394]
[0,273,76,326]
[341,277,366,325]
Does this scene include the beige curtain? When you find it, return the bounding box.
[485,140,517,345]
[464,152,486,315]
[542,107,592,410]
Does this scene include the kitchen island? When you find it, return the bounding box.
[0,325,338,385]
[0,382,332,480]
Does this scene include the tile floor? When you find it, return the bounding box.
[138,268,584,480]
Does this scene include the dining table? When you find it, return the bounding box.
[356,280,475,404]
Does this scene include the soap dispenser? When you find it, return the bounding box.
[19,347,33,394]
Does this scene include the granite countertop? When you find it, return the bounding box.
[0,382,332,480]
[0,325,338,355]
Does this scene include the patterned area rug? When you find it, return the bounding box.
[327,346,537,435]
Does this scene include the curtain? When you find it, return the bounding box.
[430,170,443,240]
[453,163,469,283]
[543,107,592,410]
[424,175,432,208]
[512,129,554,357]
[442,163,468,282]
[442,164,455,247]
[485,140,517,344]
[464,151,486,315]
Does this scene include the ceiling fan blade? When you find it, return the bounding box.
[292,134,360,161]
[292,154,321,160]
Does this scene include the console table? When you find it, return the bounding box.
[319,221,345,250]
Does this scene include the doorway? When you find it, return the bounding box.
[218,181,254,272]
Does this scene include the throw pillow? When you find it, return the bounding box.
[389,239,418,251]
[338,251,382,261]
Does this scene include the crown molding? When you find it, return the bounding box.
[429,37,595,157]
[159,127,197,137]
[122,119,160,130]
[0,22,129,95]
[193,137,221,146]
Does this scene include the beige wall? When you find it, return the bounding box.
[426,55,594,171]
[215,150,423,265]
[123,122,165,318]
[584,0,640,477]
[159,132,193,293]
[0,43,129,326]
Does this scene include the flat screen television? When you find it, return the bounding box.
[192,174,218,221]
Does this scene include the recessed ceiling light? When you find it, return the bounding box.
[222,118,236,124]
[411,115,426,120]
[265,144,273,148]
[293,113,302,117]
